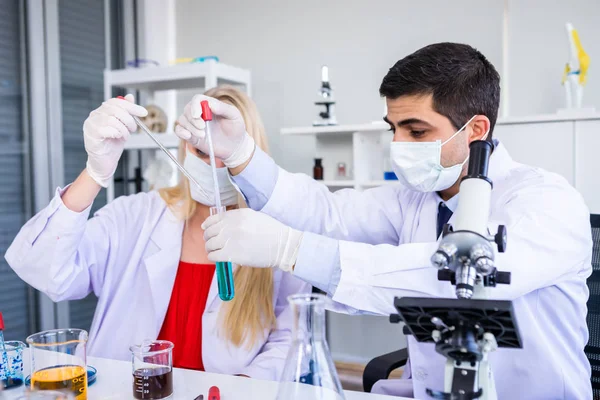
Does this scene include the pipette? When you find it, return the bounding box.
[200,101,235,302]
[0,312,9,386]
[116,96,204,191]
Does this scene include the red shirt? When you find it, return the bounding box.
[157,261,216,370]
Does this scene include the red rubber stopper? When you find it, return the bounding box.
[117,95,125,99]
[208,386,220,400]
[201,100,213,122]
[0,312,4,330]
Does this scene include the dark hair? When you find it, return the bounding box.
[379,42,500,140]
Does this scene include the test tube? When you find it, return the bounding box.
[202,101,235,302]
[210,206,235,301]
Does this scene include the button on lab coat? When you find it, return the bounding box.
[232,142,593,399]
[5,189,310,381]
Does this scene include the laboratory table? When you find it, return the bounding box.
[2,352,412,399]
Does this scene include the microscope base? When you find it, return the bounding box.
[392,297,521,400]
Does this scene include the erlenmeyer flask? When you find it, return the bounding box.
[276,293,345,400]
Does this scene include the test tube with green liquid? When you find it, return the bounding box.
[210,206,235,301]
[200,99,235,302]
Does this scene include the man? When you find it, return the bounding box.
[175,43,592,399]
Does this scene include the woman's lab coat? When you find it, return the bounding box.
[233,142,593,399]
[5,189,309,381]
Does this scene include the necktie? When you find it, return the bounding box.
[437,202,453,238]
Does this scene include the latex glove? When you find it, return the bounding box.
[202,208,304,272]
[175,95,255,168]
[83,94,147,187]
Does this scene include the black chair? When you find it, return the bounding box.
[363,214,600,395]
[362,347,408,393]
[586,214,600,398]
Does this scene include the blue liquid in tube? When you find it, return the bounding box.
[216,261,234,301]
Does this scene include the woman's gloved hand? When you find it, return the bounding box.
[83,94,147,187]
[202,208,303,272]
[175,95,255,168]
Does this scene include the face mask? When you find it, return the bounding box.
[390,115,487,192]
[183,149,239,207]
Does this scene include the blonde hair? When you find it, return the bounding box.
[159,86,275,348]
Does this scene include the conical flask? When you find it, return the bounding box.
[276,293,345,400]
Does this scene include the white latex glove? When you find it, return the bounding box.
[83,94,148,187]
[175,95,255,168]
[202,208,304,272]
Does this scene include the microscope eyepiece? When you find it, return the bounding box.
[465,140,493,183]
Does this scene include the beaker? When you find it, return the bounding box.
[0,341,26,389]
[275,293,345,400]
[26,329,87,400]
[130,340,174,399]
[14,391,74,400]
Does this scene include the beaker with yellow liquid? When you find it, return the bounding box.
[26,329,88,400]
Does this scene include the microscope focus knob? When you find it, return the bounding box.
[390,314,402,324]
[495,225,507,253]
[431,252,449,269]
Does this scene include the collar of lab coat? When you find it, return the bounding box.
[436,140,512,209]
[434,140,514,236]
[486,139,514,184]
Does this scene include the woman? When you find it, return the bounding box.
[6,86,309,381]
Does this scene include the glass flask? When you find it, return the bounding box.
[276,293,345,400]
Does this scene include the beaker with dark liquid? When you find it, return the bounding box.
[130,340,174,399]
[26,329,88,400]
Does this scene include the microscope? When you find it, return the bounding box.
[391,141,523,400]
[313,66,337,126]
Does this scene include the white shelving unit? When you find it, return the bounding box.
[281,112,600,213]
[104,60,251,201]
[280,123,397,191]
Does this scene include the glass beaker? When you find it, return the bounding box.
[26,329,88,400]
[14,391,74,400]
[0,341,26,389]
[130,340,174,399]
[276,293,345,400]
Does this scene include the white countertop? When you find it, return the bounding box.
[2,352,409,400]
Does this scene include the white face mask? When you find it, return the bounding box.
[183,149,239,207]
[390,115,486,192]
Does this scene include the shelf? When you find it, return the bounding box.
[318,180,398,188]
[124,133,181,150]
[497,110,600,125]
[358,180,398,187]
[282,112,600,134]
[105,61,251,92]
[321,180,355,187]
[281,122,389,136]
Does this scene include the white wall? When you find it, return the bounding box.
[507,0,600,115]
[175,0,503,174]
[174,0,598,364]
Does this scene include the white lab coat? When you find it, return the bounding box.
[5,188,310,381]
[248,142,593,399]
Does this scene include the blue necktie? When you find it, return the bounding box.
[437,202,453,238]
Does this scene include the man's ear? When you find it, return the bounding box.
[469,115,491,141]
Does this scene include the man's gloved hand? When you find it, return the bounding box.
[83,94,147,187]
[202,208,303,272]
[175,95,255,168]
